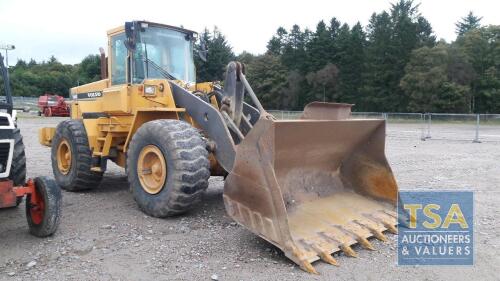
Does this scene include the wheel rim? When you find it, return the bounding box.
[29,187,45,225]
[57,139,72,175]
[137,145,167,194]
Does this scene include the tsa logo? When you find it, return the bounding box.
[398,191,473,265]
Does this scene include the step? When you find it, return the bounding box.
[91,167,103,172]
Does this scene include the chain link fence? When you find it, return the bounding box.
[12,96,39,112]
[269,110,500,143]
[10,99,500,143]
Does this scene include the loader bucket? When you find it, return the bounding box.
[223,112,398,273]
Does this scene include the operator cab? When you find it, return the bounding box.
[108,21,197,86]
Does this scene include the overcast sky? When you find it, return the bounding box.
[0,0,498,65]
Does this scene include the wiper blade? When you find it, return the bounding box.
[141,56,177,80]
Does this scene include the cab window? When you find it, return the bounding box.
[110,33,127,85]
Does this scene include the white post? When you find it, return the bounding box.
[473,114,481,143]
[420,113,426,141]
[425,113,432,139]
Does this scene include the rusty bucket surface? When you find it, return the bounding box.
[223,105,398,273]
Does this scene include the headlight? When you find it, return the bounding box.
[144,85,156,95]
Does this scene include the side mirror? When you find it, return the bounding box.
[198,39,208,62]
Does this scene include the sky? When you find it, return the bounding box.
[0,0,498,65]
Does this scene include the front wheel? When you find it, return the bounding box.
[127,119,210,217]
[51,119,103,191]
[26,177,62,237]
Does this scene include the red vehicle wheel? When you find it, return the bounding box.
[26,177,61,237]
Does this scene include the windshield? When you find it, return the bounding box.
[133,26,196,83]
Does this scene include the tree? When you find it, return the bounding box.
[401,44,470,112]
[477,67,500,112]
[363,0,436,111]
[306,63,339,103]
[282,70,303,109]
[335,22,366,103]
[235,51,255,65]
[76,55,101,84]
[363,11,395,111]
[245,54,288,109]
[267,27,287,56]
[454,25,500,112]
[306,21,334,72]
[281,25,308,72]
[195,27,235,82]
[455,12,482,36]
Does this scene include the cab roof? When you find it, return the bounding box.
[107,21,197,36]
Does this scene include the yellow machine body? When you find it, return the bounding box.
[39,23,219,171]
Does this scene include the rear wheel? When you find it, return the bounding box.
[9,128,26,206]
[127,119,210,217]
[51,119,103,191]
[26,177,61,237]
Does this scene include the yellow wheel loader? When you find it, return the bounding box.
[39,21,399,273]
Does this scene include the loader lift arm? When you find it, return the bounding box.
[169,62,263,172]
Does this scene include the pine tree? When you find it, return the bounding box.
[281,25,308,72]
[306,21,334,72]
[455,12,482,36]
[266,27,287,56]
[336,22,366,103]
[363,0,436,111]
[195,27,235,82]
[363,11,395,111]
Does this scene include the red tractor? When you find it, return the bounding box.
[1,53,61,237]
[37,93,70,117]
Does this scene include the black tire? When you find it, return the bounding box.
[51,120,103,191]
[9,128,27,186]
[127,119,210,217]
[26,177,62,237]
[9,128,27,206]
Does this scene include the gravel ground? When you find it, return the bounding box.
[0,117,499,281]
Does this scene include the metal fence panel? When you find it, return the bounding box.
[10,98,500,143]
[267,110,500,143]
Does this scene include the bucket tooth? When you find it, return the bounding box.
[335,224,374,251]
[368,213,398,234]
[319,252,339,266]
[340,245,358,258]
[300,260,318,274]
[299,239,339,266]
[353,219,389,241]
[357,237,375,251]
[384,223,398,234]
[370,230,388,242]
[371,212,398,230]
